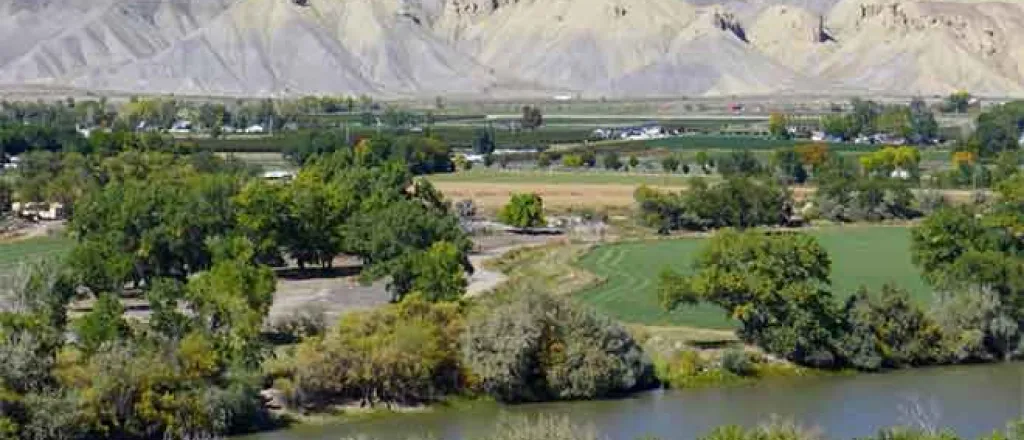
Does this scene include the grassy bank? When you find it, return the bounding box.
[0,235,73,271]
[576,226,929,328]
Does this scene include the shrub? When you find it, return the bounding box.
[537,152,552,168]
[498,193,545,228]
[721,349,755,376]
[290,296,464,408]
[489,414,602,440]
[661,156,680,173]
[267,306,327,342]
[455,199,477,220]
[700,419,821,440]
[562,154,584,168]
[462,292,655,402]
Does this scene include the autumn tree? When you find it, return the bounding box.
[768,112,788,138]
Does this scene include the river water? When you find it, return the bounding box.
[246,363,1024,440]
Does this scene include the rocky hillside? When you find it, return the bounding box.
[0,0,1022,98]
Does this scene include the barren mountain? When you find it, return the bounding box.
[0,0,1022,98]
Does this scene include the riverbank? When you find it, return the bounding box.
[242,362,1024,440]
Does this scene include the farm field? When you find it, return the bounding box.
[431,181,668,213]
[430,171,817,212]
[0,236,73,271]
[576,226,931,329]
[428,169,699,186]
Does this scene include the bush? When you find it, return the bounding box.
[290,296,464,408]
[721,349,755,376]
[267,306,327,343]
[699,419,821,440]
[462,292,655,402]
[489,414,602,440]
[917,190,948,214]
[498,193,545,228]
[455,199,477,220]
[661,156,680,173]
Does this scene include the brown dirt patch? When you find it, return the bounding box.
[436,182,817,212]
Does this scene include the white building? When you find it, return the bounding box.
[245,124,266,134]
[169,120,193,134]
[261,170,295,181]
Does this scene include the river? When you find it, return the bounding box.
[246,363,1024,440]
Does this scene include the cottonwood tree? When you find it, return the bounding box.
[498,193,545,228]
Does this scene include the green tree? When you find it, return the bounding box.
[186,244,276,367]
[660,230,841,366]
[972,101,1024,157]
[661,155,680,173]
[473,128,496,155]
[537,152,552,168]
[695,151,710,170]
[405,241,468,302]
[771,148,808,184]
[628,154,640,170]
[521,106,543,130]
[73,293,130,356]
[498,193,545,228]
[602,151,623,171]
[233,180,290,265]
[768,112,788,138]
[716,150,763,177]
[944,91,972,113]
[909,98,939,142]
[993,150,1020,183]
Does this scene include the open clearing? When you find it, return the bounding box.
[0,236,73,271]
[432,181,678,213]
[576,226,931,329]
[428,169,700,186]
[431,174,816,212]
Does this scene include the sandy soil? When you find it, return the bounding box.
[435,182,680,212]
[268,233,562,323]
[435,182,824,212]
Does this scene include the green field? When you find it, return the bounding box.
[576,226,931,329]
[0,236,73,271]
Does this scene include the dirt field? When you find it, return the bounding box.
[268,233,562,324]
[434,182,665,212]
[434,181,820,212]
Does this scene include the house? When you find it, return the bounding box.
[891,168,912,180]
[463,154,486,163]
[12,202,66,221]
[1018,132,1024,147]
[245,124,265,134]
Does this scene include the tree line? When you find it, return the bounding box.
[0,126,664,438]
[657,173,1024,370]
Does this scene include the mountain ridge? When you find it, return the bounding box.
[0,0,1022,98]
